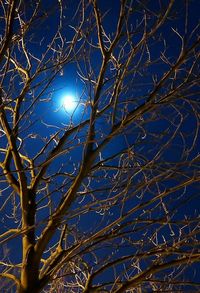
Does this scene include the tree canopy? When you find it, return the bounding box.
[0,0,199,292]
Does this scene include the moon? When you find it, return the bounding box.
[61,94,77,112]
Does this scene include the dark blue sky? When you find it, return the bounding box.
[0,0,199,291]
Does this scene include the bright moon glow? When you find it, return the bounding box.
[62,94,77,112]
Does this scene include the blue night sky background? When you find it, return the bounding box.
[0,0,200,292]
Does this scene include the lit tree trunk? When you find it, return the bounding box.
[19,189,40,293]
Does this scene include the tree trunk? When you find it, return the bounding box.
[19,190,40,292]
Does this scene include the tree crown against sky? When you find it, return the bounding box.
[0,0,200,292]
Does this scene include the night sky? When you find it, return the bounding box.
[0,0,200,292]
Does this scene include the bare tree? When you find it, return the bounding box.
[0,0,199,292]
